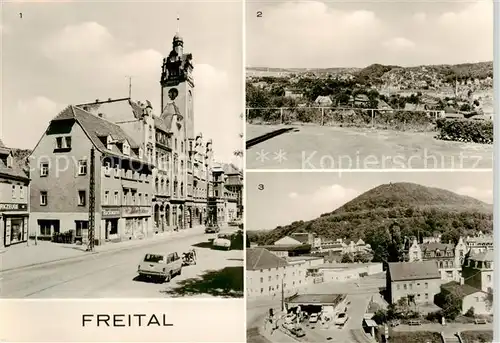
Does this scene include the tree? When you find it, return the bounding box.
[435,291,462,320]
[341,253,355,263]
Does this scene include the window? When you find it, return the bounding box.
[19,185,24,199]
[475,297,480,302]
[123,142,130,155]
[114,165,119,178]
[268,276,271,281]
[78,190,86,206]
[181,141,184,152]
[75,221,88,237]
[404,284,407,290]
[56,137,63,149]
[104,162,111,176]
[260,277,263,283]
[487,275,492,282]
[425,293,429,300]
[11,185,16,199]
[114,191,119,205]
[40,162,49,176]
[78,160,88,175]
[409,283,413,290]
[425,282,428,289]
[40,191,48,206]
[138,193,142,205]
[65,137,72,149]
[40,221,51,236]
[145,194,149,204]
[104,191,109,205]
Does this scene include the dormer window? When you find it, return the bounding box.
[106,136,113,150]
[123,141,130,156]
[55,136,72,152]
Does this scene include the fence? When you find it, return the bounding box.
[246,107,443,131]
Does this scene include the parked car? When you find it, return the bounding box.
[137,252,182,282]
[309,313,319,323]
[212,233,232,250]
[284,313,297,324]
[290,326,305,337]
[335,312,348,326]
[228,218,242,226]
[205,223,220,233]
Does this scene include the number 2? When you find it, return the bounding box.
[257,11,263,18]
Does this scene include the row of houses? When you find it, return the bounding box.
[0,32,243,249]
[246,247,383,298]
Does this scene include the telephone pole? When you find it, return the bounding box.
[87,148,96,252]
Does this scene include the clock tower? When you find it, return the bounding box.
[160,32,195,141]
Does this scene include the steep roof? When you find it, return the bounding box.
[388,261,440,282]
[52,106,147,163]
[441,281,482,298]
[222,163,241,175]
[422,242,454,252]
[290,233,310,244]
[246,248,288,270]
[0,141,29,181]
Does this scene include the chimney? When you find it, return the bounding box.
[460,277,464,285]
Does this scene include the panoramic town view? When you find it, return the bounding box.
[0,2,244,298]
[246,172,494,343]
[246,1,494,169]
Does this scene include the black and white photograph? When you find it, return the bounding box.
[246,1,494,169]
[246,171,494,343]
[0,1,244,299]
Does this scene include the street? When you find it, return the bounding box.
[0,227,243,298]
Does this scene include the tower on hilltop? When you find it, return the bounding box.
[160,28,195,141]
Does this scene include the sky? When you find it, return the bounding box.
[0,1,243,167]
[246,0,493,68]
[246,171,494,231]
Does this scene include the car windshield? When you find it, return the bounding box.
[144,254,164,263]
[338,313,346,318]
[217,233,231,239]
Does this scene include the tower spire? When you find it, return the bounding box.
[176,14,180,34]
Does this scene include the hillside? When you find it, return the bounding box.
[249,182,493,249]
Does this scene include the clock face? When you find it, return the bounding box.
[168,88,179,101]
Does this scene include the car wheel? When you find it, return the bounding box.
[178,268,182,276]
[165,272,171,283]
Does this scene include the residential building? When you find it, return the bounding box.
[462,250,494,293]
[465,233,494,254]
[222,163,243,219]
[284,89,304,99]
[439,281,492,315]
[408,237,467,282]
[246,248,323,298]
[314,96,333,107]
[0,139,30,248]
[310,262,383,283]
[387,261,443,305]
[29,106,155,244]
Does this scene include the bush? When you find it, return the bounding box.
[372,309,388,324]
[426,310,443,322]
[464,307,475,317]
[52,230,76,244]
[436,118,493,144]
[461,331,493,343]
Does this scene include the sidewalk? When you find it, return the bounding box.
[0,226,205,273]
[393,322,493,335]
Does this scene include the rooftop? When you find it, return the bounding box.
[441,281,482,298]
[286,293,343,305]
[246,248,288,271]
[389,261,441,282]
[469,250,494,262]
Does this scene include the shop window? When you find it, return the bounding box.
[75,220,88,237]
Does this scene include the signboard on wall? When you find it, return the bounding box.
[0,203,28,211]
[102,207,121,218]
[122,206,151,217]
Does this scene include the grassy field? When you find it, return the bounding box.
[246,124,493,169]
[461,330,493,343]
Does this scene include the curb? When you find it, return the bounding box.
[0,229,204,274]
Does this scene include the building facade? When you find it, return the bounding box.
[29,106,154,244]
[408,238,467,282]
[387,261,444,305]
[0,139,30,248]
[246,247,323,299]
[77,32,241,231]
[462,250,494,293]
